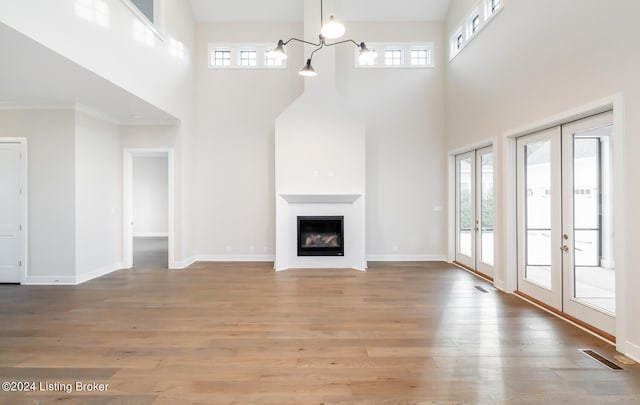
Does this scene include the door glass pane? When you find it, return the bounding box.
[525,140,552,289]
[573,127,615,313]
[480,153,494,265]
[458,158,472,257]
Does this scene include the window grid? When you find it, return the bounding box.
[213,50,231,66]
[385,49,402,66]
[358,50,377,66]
[239,50,257,66]
[456,33,464,50]
[410,49,429,66]
[491,0,502,14]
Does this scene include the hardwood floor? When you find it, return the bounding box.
[1,261,639,404]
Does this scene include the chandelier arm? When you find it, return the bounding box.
[323,39,361,48]
[309,41,326,59]
[284,37,322,47]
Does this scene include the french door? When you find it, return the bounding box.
[455,146,494,279]
[516,112,615,336]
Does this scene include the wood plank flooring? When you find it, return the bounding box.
[1,261,639,404]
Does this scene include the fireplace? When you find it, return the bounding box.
[297,216,344,256]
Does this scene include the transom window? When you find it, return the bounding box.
[456,33,464,50]
[239,50,257,66]
[213,50,231,66]
[208,44,286,69]
[491,0,502,14]
[355,43,433,69]
[385,49,403,66]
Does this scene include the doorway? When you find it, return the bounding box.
[454,146,494,280]
[124,150,173,269]
[0,140,26,283]
[516,111,615,338]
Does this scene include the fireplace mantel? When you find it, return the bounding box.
[279,194,361,204]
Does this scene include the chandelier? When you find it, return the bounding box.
[267,0,377,77]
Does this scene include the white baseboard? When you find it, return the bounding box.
[133,232,169,237]
[196,254,276,262]
[625,341,640,363]
[171,256,197,269]
[24,275,77,285]
[366,254,447,262]
[76,262,123,285]
[493,278,508,292]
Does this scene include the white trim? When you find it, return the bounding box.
[133,232,169,237]
[171,255,196,270]
[624,341,640,363]
[196,255,275,262]
[366,255,446,262]
[24,276,77,285]
[76,262,123,285]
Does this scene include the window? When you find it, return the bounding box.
[385,49,402,65]
[456,33,464,50]
[471,14,481,34]
[130,0,154,23]
[410,49,430,66]
[209,44,286,69]
[355,43,433,69]
[239,50,257,66]
[212,50,231,66]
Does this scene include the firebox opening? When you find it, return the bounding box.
[297,216,344,256]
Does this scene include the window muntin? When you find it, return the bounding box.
[490,0,502,14]
[265,49,283,66]
[456,33,464,50]
[450,0,504,61]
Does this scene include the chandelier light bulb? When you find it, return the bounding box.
[320,16,345,39]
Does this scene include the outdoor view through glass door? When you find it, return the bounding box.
[455,146,494,279]
[516,111,615,337]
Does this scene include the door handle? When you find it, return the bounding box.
[560,245,569,252]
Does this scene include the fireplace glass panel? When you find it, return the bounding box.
[297,216,344,256]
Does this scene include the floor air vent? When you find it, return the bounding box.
[474,286,489,293]
[579,349,623,370]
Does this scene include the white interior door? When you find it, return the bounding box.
[516,127,563,310]
[0,142,24,283]
[455,147,495,279]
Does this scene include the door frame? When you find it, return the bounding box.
[0,137,27,284]
[123,148,174,269]
[504,93,626,351]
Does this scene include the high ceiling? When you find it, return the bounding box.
[188,0,451,23]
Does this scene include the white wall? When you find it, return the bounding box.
[75,112,123,281]
[336,22,447,260]
[444,0,640,359]
[0,110,76,282]
[194,22,304,258]
[132,156,168,236]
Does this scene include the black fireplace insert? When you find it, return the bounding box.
[297,216,344,256]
